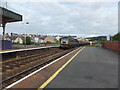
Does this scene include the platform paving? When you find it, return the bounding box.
[45,47,118,88]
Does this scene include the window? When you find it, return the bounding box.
[61,38,69,41]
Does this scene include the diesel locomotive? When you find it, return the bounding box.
[60,36,79,49]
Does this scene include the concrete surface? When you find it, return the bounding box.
[45,47,118,88]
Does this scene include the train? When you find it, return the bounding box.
[59,36,89,49]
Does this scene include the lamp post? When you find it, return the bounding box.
[109,35,112,42]
[21,22,29,47]
[25,22,29,47]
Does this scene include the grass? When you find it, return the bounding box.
[86,44,101,47]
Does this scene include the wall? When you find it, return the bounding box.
[102,42,120,52]
[0,40,12,50]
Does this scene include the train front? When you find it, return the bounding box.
[60,37,69,49]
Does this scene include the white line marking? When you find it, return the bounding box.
[38,47,85,89]
[5,47,85,89]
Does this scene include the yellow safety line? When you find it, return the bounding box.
[38,47,85,90]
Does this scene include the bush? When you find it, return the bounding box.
[46,41,55,44]
[112,33,120,41]
[23,36,32,45]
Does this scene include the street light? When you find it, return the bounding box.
[24,22,29,47]
[109,35,112,42]
[21,22,29,47]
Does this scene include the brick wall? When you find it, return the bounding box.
[102,42,120,52]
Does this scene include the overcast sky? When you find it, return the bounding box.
[0,0,119,37]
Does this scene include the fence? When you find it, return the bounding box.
[102,42,120,52]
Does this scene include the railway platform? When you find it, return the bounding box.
[0,45,59,54]
[3,47,118,89]
[1,45,59,61]
[4,47,83,89]
[44,47,118,88]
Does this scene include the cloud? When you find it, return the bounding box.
[0,1,118,37]
[1,0,119,2]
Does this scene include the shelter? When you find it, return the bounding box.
[0,6,22,38]
[0,6,22,49]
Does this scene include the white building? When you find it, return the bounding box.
[34,37,39,43]
[55,36,61,41]
[13,37,24,44]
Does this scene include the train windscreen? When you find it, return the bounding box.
[61,38,69,41]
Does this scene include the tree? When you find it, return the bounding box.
[23,36,32,45]
[112,32,120,41]
[102,37,107,41]
[46,41,51,44]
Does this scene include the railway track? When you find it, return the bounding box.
[2,48,60,71]
[1,47,78,89]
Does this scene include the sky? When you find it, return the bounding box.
[0,0,119,37]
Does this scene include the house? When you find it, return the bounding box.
[30,36,45,44]
[44,36,56,43]
[0,34,11,41]
[30,37,35,43]
[4,34,11,41]
[11,36,24,44]
[77,37,85,41]
[34,37,40,43]
[39,37,45,43]
[55,36,61,41]
[10,36,17,43]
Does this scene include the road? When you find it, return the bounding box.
[45,47,118,88]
